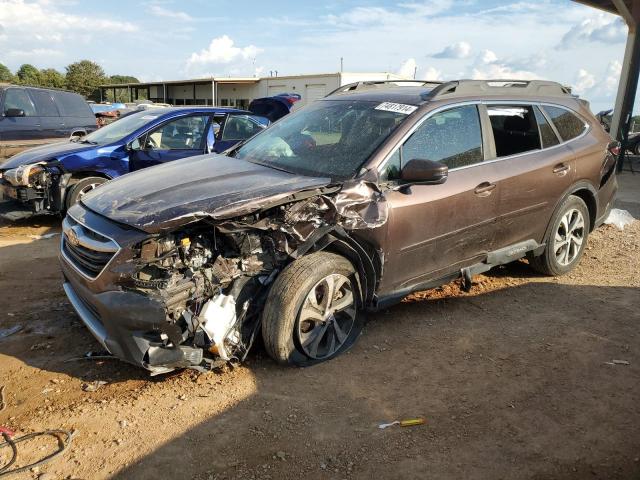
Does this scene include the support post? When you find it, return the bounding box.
[610,1,640,170]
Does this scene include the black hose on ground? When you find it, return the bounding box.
[0,429,73,477]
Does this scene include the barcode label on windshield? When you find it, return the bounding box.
[375,102,418,115]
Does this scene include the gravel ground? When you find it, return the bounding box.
[0,215,639,480]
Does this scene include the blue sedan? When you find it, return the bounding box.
[0,97,297,220]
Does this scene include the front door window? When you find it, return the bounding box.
[145,115,209,150]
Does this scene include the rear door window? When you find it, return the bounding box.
[487,105,541,157]
[29,89,60,117]
[3,88,37,116]
[543,106,587,141]
[533,106,560,148]
[221,115,266,141]
[403,104,483,169]
[52,91,92,117]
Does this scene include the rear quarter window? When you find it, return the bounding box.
[52,91,93,118]
[543,106,587,142]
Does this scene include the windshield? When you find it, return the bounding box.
[234,100,409,178]
[82,110,165,145]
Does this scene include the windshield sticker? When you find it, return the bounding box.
[141,115,159,120]
[374,102,417,115]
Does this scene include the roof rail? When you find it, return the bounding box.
[326,79,444,97]
[425,79,574,100]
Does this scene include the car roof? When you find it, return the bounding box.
[145,106,250,116]
[324,86,438,106]
[326,80,577,106]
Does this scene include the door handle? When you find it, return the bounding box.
[474,182,496,197]
[553,163,570,176]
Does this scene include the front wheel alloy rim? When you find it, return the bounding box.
[297,273,356,359]
[77,183,100,201]
[553,208,585,266]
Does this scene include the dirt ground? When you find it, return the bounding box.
[0,214,639,480]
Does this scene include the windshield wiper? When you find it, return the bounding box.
[79,139,98,145]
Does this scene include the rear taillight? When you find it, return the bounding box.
[608,141,621,156]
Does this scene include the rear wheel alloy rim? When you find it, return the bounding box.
[553,208,585,266]
[297,273,356,359]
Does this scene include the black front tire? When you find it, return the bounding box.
[261,252,363,366]
[529,195,590,276]
[65,176,107,210]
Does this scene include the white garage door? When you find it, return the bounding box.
[305,84,327,104]
[268,85,286,96]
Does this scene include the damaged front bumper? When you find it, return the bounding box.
[61,278,199,375]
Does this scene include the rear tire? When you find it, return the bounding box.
[529,195,590,276]
[65,176,107,210]
[261,252,363,366]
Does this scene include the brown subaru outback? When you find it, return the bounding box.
[59,79,618,374]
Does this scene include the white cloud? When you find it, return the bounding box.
[574,68,596,94]
[604,60,622,93]
[470,51,539,81]
[480,49,498,64]
[187,35,262,66]
[326,7,394,27]
[150,5,192,22]
[560,14,626,48]
[325,0,453,27]
[398,0,453,17]
[433,41,471,59]
[0,0,137,39]
[421,66,442,81]
[6,48,63,58]
[397,58,417,78]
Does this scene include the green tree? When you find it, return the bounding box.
[39,68,66,89]
[16,64,41,86]
[108,74,139,102]
[65,60,106,100]
[0,63,14,83]
[108,75,139,84]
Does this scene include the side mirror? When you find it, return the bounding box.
[5,108,25,118]
[127,137,142,151]
[69,131,86,141]
[400,158,448,185]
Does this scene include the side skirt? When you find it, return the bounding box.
[371,239,543,310]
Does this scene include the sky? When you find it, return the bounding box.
[0,0,631,112]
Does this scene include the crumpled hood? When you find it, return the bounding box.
[81,154,331,233]
[1,141,96,169]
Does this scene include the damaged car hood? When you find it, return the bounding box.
[81,154,332,233]
[1,141,96,169]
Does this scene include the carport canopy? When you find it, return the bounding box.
[573,1,640,159]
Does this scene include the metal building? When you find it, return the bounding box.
[98,72,404,110]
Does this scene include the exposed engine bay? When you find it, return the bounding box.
[1,162,65,215]
[124,182,385,373]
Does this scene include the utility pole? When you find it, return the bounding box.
[340,57,344,73]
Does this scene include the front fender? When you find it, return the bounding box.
[56,144,129,179]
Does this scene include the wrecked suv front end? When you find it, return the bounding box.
[59,152,386,374]
[59,96,411,373]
